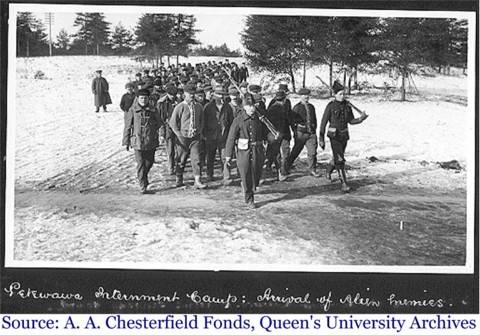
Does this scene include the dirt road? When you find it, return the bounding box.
[14,150,466,267]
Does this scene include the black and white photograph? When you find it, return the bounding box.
[3,2,476,277]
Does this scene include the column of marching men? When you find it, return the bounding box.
[114,60,367,208]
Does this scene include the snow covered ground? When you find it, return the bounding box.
[9,55,472,267]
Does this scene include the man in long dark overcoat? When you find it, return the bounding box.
[91,70,112,113]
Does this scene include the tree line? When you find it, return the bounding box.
[16,12,239,63]
[242,16,468,99]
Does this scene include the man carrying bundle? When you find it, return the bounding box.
[319,81,368,192]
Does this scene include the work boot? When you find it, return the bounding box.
[176,175,184,187]
[338,168,351,193]
[247,201,256,209]
[194,175,207,189]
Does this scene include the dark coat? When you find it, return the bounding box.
[92,77,112,107]
[157,95,178,139]
[225,111,267,158]
[319,100,354,141]
[203,101,234,144]
[239,67,249,82]
[266,99,292,140]
[225,111,267,189]
[120,92,136,112]
[291,101,317,134]
[122,100,160,151]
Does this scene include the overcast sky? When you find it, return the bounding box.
[31,12,246,50]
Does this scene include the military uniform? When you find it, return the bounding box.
[225,95,267,206]
[122,96,161,192]
[286,90,319,175]
[319,100,354,172]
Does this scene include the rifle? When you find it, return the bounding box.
[220,66,280,139]
[316,75,368,119]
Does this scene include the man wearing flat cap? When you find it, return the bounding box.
[158,83,179,175]
[123,89,161,194]
[319,80,368,192]
[225,93,267,209]
[286,87,320,177]
[169,83,206,189]
[92,70,111,113]
[203,87,235,184]
[203,85,214,104]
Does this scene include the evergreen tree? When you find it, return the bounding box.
[377,18,427,101]
[448,19,468,73]
[110,22,134,55]
[171,14,199,66]
[420,18,452,73]
[135,14,176,67]
[54,28,70,54]
[334,17,379,92]
[73,13,110,55]
[16,12,48,57]
[242,15,310,92]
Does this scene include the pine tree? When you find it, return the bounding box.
[334,17,379,92]
[377,18,427,101]
[110,22,134,55]
[420,18,452,73]
[170,14,199,66]
[74,13,93,55]
[448,19,468,74]
[135,14,176,67]
[242,15,310,92]
[16,12,48,57]
[54,28,70,53]
[73,13,110,55]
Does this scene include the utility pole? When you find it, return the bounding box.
[44,13,54,56]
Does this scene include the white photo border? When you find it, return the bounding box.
[5,3,477,274]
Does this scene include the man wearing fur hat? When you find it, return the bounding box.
[225,93,267,209]
[158,83,179,175]
[286,88,320,177]
[123,89,161,194]
[169,83,206,189]
[319,80,368,192]
[203,88,235,184]
[92,70,111,113]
